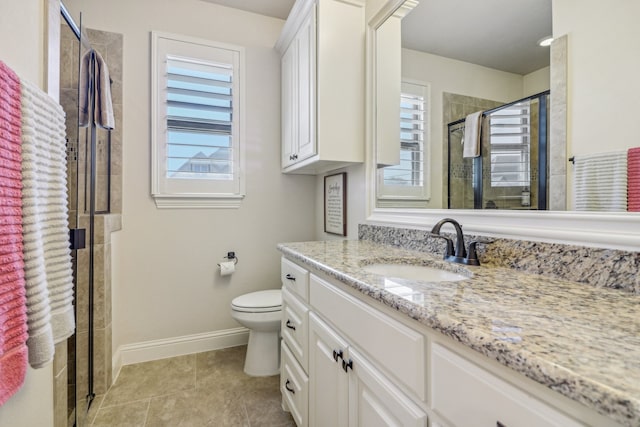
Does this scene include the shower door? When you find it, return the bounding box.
[61,7,102,426]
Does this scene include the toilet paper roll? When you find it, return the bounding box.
[219,261,235,276]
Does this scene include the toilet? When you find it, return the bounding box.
[230,289,282,376]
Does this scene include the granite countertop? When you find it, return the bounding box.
[277,240,640,427]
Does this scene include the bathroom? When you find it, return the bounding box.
[0,0,638,426]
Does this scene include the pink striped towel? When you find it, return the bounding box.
[0,60,27,406]
[629,147,640,212]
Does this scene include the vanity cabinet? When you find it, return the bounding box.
[431,344,584,427]
[275,0,365,174]
[281,257,427,427]
[279,255,614,427]
[309,313,428,426]
[280,258,311,426]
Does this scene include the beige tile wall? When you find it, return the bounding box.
[442,93,502,208]
[57,25,123,427]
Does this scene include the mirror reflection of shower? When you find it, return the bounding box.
[447,91,550,210]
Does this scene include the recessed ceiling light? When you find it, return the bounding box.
[538,36,554,47]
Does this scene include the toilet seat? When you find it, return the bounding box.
[231,289,282,313]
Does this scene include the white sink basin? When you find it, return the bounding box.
[362,263,469,282]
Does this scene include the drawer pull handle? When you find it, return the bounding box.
[286,320,296,330]
[497,422,506,427]
[285,379,295,394]
[332,349,343,362]
[342,358,353,373]
[285,274,296,281]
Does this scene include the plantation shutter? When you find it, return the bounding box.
[382,91,425,187]
[165,55,234,180]
[489,101,531,187]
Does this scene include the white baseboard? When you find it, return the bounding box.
[112,327,249,383]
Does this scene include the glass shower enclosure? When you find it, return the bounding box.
[60,4,111,426]
[447,91,549,210]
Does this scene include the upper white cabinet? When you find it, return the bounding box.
[276,0,365,174]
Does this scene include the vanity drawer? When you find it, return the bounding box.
[282,286,309,372]
[281,341,309,427]
[309,274,426,400]
[431,344,583,427]
[281,257,310,302]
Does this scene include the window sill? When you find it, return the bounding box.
[152,194,245,209]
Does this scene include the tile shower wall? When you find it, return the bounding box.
[58,25,123,427]
[442,93,502,208]
[444,92,545,210]
[359,224,640,294]
[549,35,568,210]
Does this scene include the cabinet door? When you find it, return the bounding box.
[282,286,309,372]
[431,344,583,427]
[309,313,349,427]
[281,40,297,168]
[281,342,309,427]
[295,6,316,162]
[349,347,427,427]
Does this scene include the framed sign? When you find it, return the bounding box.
[324,172,347,236]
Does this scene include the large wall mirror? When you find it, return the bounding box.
[367,0,640,249]
[375,0,562,211]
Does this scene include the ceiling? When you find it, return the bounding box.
[401,0,552,75]
[199,0,295,19]
[200,0,551,75]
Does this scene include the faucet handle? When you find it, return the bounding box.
[428,233,454,257]
[465,241,481,266]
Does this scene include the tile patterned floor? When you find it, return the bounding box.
[87,346,295,426]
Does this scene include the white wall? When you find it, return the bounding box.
[0,1,54,426]
[401,48,525,208]
[0,0,45,87]
[553,0,640,157]
[315,164,368,240]
[63,0,316,356]
[523,66,550,96]
[554,0,640,209]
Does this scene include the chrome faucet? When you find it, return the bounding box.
[429,218,480,266]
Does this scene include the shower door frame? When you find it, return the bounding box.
[447,90,550,211]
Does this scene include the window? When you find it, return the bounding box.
[377,81,430,206]
[151,32,245,208]
[488,101,531,188]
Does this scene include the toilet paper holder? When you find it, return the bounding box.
[217,251,239,267]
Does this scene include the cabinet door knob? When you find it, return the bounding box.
[285,379,295,394]
[285,273,296,281]
[342,358,353,373]
[496,422,506,427]
[332,349,343,362]
[286,319,296,330]
[292,154,298,160]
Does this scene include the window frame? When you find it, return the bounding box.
[377,80,430,207]
[151,31,246,209]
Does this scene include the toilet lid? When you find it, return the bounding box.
[231,289,282,313]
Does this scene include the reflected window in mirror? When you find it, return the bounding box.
[377,81,430,208]
[489,101,531,189]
